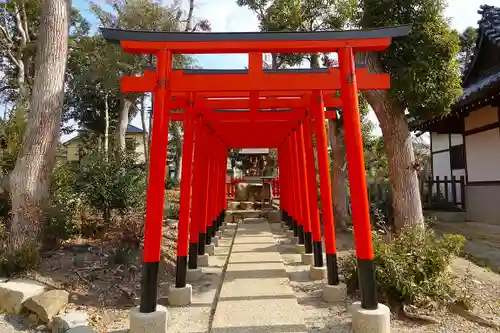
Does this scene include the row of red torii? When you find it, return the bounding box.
[101,24,411,328]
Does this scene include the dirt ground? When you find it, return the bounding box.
[21,220,179,333]
[271,225,500,333]
[432,220,500,273]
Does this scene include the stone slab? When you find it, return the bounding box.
[211,221,308,333]
[0,279,47,314]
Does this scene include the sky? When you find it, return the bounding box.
[69,0,488,140]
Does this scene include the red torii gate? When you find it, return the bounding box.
[102,25,410,331]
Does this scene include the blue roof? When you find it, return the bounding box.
[127,124,144,134]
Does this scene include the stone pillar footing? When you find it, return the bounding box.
[205,244,215,256]
[198,254,209,267]
[214,237,220,247]
[187,268,203,282]
[309,266,327,281]
[286,230,294,238]
[129,305,168,333]
[168,285,192,306]
[290,237,299,245]
[301,253,314,265]
[215,231,222,238]
[323,283,347,303]
[295,244,305,254]
[350,302,390,333]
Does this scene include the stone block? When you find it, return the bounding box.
[198,254,209,267]
[309,266,327,281]
[129,305,168,333]
[205,244,215,256]
[286,230,295,238]
[350,302,390,333]
[290,237,299,245]
[0,279,46,314]
[295,244,305,254]
[267,211,281,223]
[301,253,314,265]
[187,268,203,282]
[52,312,89,333]
[323,283,347,303]
[215,231,222,238]
[23,289,69,323]
[168,285,192,306]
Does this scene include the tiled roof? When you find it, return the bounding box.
[126,124,144,134]
[409,5,500,132]
[478,5,500,47]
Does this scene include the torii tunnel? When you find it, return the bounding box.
[101,25,410,318]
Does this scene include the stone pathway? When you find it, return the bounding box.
[210,218,308,333]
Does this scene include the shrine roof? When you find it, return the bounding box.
[100,25,411,43]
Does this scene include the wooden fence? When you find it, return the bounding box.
[368,175,466,212]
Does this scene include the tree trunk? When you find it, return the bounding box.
[327,119,348,231]
[173,125,182,180]
[117,97,132,151]
[8,0,71,251]
[104,92,109,161]
[140,95,149,167]
[185,0,195,32]
[360,53,424,231]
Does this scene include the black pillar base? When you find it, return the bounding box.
[293,220,298,236]
[175,255,188,288]
[211,221,217,237]
[326,253,340,285]
[304,231,313,253]
[358,258,378,310]
[198,233,206,255]
[139,261,159,313]
[298,225,305,244]
[312,241,324,267]
[188,242,198,269]
[206,226,212,245]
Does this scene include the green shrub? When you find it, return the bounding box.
[0,245,40,277]
[75,150,147,222]
[166,177,179,190]
[340,224,466,308]
[166,202,180,220]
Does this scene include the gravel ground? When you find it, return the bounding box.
[271,224,500,333]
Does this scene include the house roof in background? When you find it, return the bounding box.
[126,124,144,134]
[410,4,500,133]
[240,148,270,154]
[62,124,145,145]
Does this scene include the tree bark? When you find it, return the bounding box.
[140,95,149,167]
[117,97,133,151]
[8,0,71,251]
[327,119,348,231]
[104,92,109,160]
[359,52,424,231]
[185,0,195,32]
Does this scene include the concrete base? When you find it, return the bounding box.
[350,302,390,333]
[290,237,299,245]
[301,253,314,265]
[215,231,222,238]
[129,305,168,333]
[213,236,220,247]
[198,254,209,267]
[205,244,215,256]
[295,244,305,254]
[187,268,203,282]
[286,230,294,238]
[168,285,192,306]
[323,283,347,303]
[309,266,327,281]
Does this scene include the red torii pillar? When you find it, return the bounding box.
[339,47,376,309]
[174,99,195,292]
[140,50,172,313]
[189,115,207,270]
[302,115,324,270]
[296,120,313,258]
[311,90,340,288]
